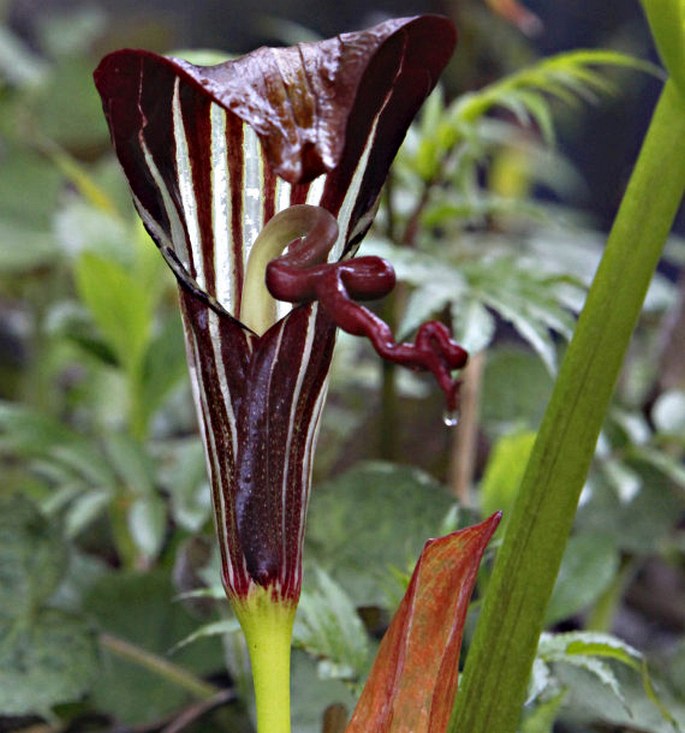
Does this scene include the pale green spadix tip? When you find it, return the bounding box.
[233,588,297,733]
[240,205,336,335]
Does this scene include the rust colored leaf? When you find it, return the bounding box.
[345,513,501,733]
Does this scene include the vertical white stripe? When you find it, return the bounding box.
[304,174,325,207]
[295,378,328,583]
[210,103,234,312]
[276,178,292,215]
[184,316,235,586]
[208,309,239,461]
[139,138,190,269]
[328,116,380,261]
[279,306,318,579]
[242,125,264,269]
[173,79,205,288]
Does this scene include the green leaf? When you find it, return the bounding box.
[601,456,642,502]
[35,5,107,58]
[0,139,59,226]
[0,25,49,87]
[104,432,156,498]
[652,389,685,435]
[128,495,168,561]
[399,285,455,339]
[478,283,563,374]
[554,661,685,731]
[64,488,112,538]
[400,87,449,181]
[138,312,188,427]
[504,89,556,147]
[578,465,685,554]
[0,497,99,714]
[50,549,108,614]
[0,143,62,273]
[306,462,455,606]
[365,236,465,290]
[527,658,554,705]
[565,640,639,669]
[0,218,58,273]
[546,533,620,624]
[568,657,627,708]
[170,618,241,654]
[53,304,120,367]
[74,251,153,377]
[539,631,642,713]
[0,401,116,492]
[540,631,641,669]
[294,567,370,683]
[176,585,227,602]
[450,298,496,354]
[0,494,67,618]
[0,609,98,716]
[85,570,224,724]
[481,347,554,434]
[157,439,212,532]
[610,407,651,446]
[542,633,681,732]
[521,690,566,733]
[633,444,685,487]
[54,196,130,256]
[291,650,357,733]
[30,56,109,151]
[451,49,658,133]
[480,430,536,529]
[47,146,119,216]
[641,658,682,730]
[457,254,580,375]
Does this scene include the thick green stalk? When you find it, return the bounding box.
[450,78,685,733]
[233,589,296,733]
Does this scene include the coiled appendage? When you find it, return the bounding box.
[264,205,469,412]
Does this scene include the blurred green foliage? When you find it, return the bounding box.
[0,4,683,732]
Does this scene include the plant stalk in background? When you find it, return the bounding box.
[450,4,685,729]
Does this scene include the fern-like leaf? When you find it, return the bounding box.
[451,50,660,146]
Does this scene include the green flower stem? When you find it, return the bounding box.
[233,589,297,733]
[450,78,685,733]
[99,632,219,699]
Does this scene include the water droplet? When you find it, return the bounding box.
[442,408,460,428]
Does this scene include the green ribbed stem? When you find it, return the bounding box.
[450,78,685,733]
[233,588,296,733]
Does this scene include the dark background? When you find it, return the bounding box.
[5,0,676,230]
